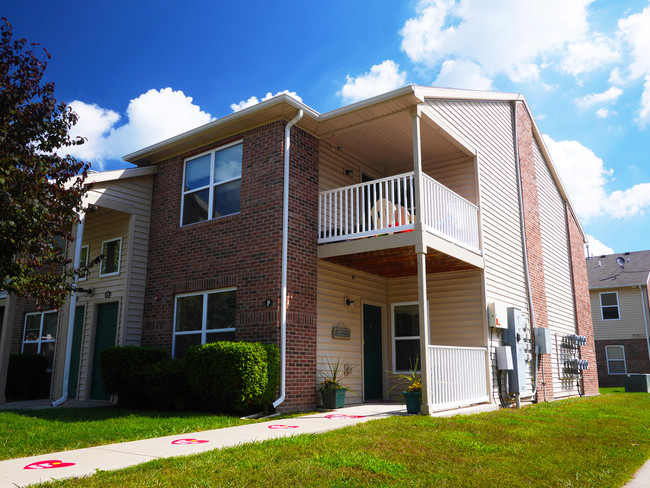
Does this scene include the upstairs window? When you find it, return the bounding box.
[182,141,242,226]
[600,292,620,320]
[100,238,122,277]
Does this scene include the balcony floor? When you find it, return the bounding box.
[323,245,476,278]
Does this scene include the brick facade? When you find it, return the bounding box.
[515,102,554,400]
[595,338,650,387]
[566,207,599,395]
[141,120,319,411]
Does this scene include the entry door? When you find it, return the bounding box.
[67,306,85,399]
[363,304,383,400]
[90,302,118,400]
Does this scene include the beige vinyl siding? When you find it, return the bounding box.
[317,261,388,403]
[71,209,130,400]
[426,99,529,401]
[319,145,386,192]
[591,287,650,340]
[51,175,153,400]
[533,139,578,397]
[386,269,484,397]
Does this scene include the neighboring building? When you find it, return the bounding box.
[0,86,598,412]
[586,251,650,387]
[0,167,154,403]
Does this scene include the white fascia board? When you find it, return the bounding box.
[123,95,319,163]
[414,85,520,102]
[318,85,421,121]
[84,166,157,185]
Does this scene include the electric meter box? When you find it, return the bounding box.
[488,302,508,329]
[496,346,513,370]
[534,327,552,354]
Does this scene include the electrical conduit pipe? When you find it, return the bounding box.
[273,109,304,409]
[52,212,85,407]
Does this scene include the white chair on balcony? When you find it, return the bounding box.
[371,198,412,233]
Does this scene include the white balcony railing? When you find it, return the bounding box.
[428,345,490,411]
[318,172,480,253]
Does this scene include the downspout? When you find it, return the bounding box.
[511,101,538,403]
[639,285,650,366]
[52,212,85,407]
[273,109,304,409]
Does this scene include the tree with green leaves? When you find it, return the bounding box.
[0,18,91,307]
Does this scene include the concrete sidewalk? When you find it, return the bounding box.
[0,401,647,487]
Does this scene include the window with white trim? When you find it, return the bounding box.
[173,288,236,358]
[22,311,58,370]
[605,345,626,374]
[78,245,89,281]
[100,238,121,277]
[181,141,242,226]
[600,292,620,320]
[392,302,420,372]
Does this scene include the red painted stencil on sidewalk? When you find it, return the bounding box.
[24,460,75,470]
[324,414,366,419]
[171,438,209,445]
[267,424,299,429]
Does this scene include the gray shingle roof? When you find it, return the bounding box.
[586,250,650,289]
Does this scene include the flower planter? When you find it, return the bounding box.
[403,391,422,414]
[322,388,347,409]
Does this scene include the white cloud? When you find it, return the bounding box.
[543,135,611,221]
[617,5,650,126]
[67,88,213,169]
[230,90,303,112]
[434,59,493,90]
[639,75,650,127]
[562,35,620,77]
[608,182,650,218]
[585,235,614,257]
[67,101,120,164]
[544,134,650,221]
[338,60,407,104]
[576,87,623,108]
[400,0,611,86]
[595,108,614,118]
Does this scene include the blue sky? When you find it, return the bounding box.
[5,0,650,256]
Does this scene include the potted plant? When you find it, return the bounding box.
[318,357,352,409]
[390,356,422,414]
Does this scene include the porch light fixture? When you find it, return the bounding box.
[344,297,355,307]
[344,169,354,177]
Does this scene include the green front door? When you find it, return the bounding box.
[90,302,118,400]
[363,304,383,400]
[67,306,85,399]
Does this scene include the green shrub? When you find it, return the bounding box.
[99,346,167,407]
[6,354,50,400]
[138,359,195,411]
[261,343,280,407]
[185,342,279,414]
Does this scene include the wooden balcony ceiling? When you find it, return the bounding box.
[323,246,475,278]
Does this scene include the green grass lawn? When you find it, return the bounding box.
[25,391,650,488]
[0,407,259,460]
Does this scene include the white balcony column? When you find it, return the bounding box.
[416,242,431,414]
[411,106,424,232]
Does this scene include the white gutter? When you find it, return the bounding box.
[273,109,304,409]
[639,285,650,366]
[52,213,85,407]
